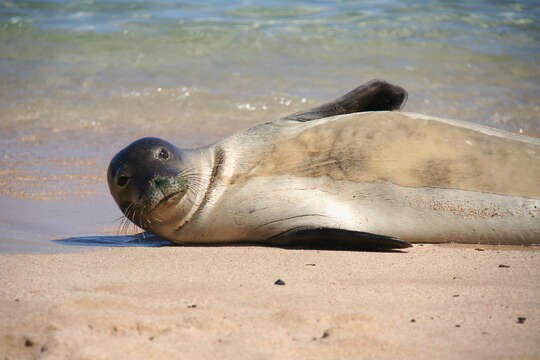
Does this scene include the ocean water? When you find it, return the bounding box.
[0,0,539,251]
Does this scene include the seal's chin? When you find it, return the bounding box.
[139,186,196,237]
[123,187,187,234]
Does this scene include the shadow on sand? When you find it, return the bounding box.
[54,233,408,253]
[54,233,173,248]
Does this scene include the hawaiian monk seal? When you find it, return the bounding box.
[108,80,540,249]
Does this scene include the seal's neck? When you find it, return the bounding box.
[178,146,224,230]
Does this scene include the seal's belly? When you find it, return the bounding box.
[187,175,540,244]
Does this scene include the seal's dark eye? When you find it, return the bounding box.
[117,176,129,187]
[158,148,169,160]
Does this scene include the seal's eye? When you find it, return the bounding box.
[117,176,129,187]
[158,148,170,160]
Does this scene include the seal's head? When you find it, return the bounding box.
[107,137,204,236]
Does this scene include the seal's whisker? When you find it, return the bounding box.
[136,208,145,232]
[113,213,127,234]
[185,174,208,187]
[126,204,141,234]
[116,217,125,234]
[119,217,130,235]
[113,215,126,223]
[117,203,135,235]
[180,168,210,180]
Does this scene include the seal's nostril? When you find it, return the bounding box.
[117,175,130,187]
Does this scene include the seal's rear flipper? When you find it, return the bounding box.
[268,226,411,250]
[283,79,408,122]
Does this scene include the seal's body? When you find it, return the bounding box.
[108,81,540,248]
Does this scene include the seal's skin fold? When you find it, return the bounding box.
[108,83,540,246]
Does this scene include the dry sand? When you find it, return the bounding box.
[1,244,538,359]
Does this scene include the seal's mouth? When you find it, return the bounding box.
[152,190,185,212]
[142,175,189,213]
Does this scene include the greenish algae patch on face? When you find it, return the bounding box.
[142,175,189,212]
[254,112,540,199]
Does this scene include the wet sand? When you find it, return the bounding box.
[1,244,538,359]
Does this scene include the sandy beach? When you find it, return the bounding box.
[1,244,538,359]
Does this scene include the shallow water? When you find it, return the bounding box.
[0,0,539,252]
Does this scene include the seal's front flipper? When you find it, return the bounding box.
[282,79,408,122]
[268,226,411,250]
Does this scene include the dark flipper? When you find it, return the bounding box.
[282,79,408,122]
[267,226,411,250]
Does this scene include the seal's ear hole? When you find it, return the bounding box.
[117,176,130,187]
[157,148,170,160]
